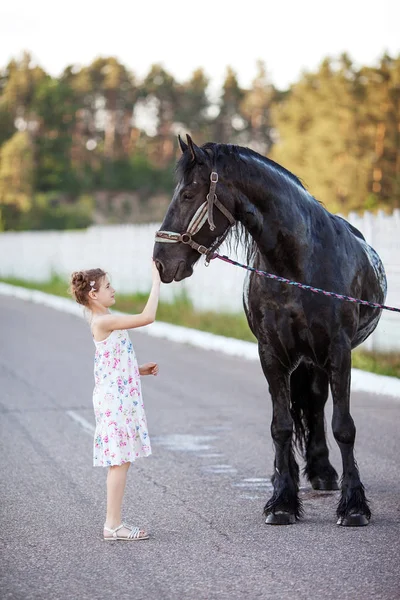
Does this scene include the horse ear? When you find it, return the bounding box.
[186,134,203,163]
[178,135,188,154]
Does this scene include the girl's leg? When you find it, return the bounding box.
[105,462,131,529]
[103,462,147,538]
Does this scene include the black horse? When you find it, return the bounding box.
[153,135,387,527]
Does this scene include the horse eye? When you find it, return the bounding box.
[182,192,194,200]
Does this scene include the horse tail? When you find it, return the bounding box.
[289,362,312,456]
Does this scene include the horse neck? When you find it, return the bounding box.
[229,158,315,268]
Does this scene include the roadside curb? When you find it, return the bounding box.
[1,282,399,399]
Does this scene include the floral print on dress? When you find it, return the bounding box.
[92,329,151,467]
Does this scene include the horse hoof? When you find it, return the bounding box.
[311,478,339,491]
[265,511,296,525]
[337,514,369,527]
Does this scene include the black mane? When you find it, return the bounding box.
[177,142,308,193]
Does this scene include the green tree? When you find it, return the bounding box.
[359,55,400,210]
[62,57,137,186]
[212,67,245,143]
[271,55,372,212]
[175,68,212,143]
[0,64,15,145]
[240,60,275,154]
[139,64,180,164]
[0,131,34,228]
[32,77,79,192]
[0,52,46,139]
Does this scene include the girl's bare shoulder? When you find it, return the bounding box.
[91,314,113,341]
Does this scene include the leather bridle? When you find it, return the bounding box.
[155,171,236,263]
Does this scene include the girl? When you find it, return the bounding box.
[69,262,161,541]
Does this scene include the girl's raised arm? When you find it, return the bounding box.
[94,263,161,336]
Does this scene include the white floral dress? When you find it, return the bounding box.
[92,329,151,467]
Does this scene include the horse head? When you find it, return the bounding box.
[153,135,235,283]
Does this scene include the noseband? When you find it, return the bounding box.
[155,171,236,263]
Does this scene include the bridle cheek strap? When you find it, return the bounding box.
[154,171,236,262]
[207,171,219,231]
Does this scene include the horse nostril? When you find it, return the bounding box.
[154,259,163,274]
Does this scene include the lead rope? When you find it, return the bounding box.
[211,253,400,313]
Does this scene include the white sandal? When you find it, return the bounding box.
[103,522,149,541]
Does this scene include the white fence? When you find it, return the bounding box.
[1,210,399,351]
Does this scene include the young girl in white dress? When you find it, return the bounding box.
[69,262,161,541]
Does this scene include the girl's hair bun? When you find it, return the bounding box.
[69,268,106,306]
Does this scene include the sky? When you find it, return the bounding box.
[1,0,399,94]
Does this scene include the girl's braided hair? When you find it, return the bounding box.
[69,268,106,307]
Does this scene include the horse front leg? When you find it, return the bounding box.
[330,340,371,526]
[259,347,302,525]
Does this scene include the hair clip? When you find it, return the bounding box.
[90,280,96,291]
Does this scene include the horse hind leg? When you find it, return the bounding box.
[330,339,371,526]
[290,363,339,491]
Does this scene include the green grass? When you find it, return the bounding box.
[351,351,400,379]
[2,275,399,379]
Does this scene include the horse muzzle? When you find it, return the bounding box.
[155,258,193,283]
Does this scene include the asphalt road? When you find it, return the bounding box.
[1,295,399,600]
